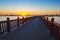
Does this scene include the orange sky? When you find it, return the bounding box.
[0,10,60,16]
[0,0,60,16]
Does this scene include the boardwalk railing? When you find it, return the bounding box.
[41,16,60,40]
[0,16,35,34]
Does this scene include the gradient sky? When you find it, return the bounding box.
[0,0,60,15]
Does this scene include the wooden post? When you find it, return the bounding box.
[25,17,27,22]
[22,17,24,24]
[17,17,19,27]
[46,17,48,26]
[27,17,28,21]
[25,17,26,21]
[51,18,54,22]
[7,18,10,32]
[0,23,1,33]
[57,27,59,40]
[25,16,27,22]
[47,17,48,20]
[50,18,54,35]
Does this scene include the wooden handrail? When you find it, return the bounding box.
[53,22,60,28]
[41,16,60,40]
[0,16,35,34]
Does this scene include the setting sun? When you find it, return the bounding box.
[20,12,28,16]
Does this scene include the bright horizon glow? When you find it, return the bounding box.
[20,12,28,16]
[0,0,60,15]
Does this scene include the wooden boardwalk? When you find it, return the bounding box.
[0,17,55,40]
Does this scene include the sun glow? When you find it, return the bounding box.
[20,12,28,16]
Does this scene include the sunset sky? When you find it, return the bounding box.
[0,0,60,15]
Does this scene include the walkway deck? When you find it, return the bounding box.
[0,17,55,40]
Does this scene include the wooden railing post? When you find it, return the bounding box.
[17,17,19,27]
[51,18,54,22]
[7,18,10,32]
[50,18,54,35]
[25,17,27,22]
[0,23,1,33]
[22,17,24,24]
[26,17,27,21]
[57,27,59,40]
[46,17,48,26]
[47,17,48,20]
[27,17,29,21]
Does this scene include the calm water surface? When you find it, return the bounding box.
[46,16,60,24]
[0,16,60,24]
[0,16,27,21]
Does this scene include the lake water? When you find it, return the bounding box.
[0,16,60,24]
[46,16,60,24]
[0,16,30,21]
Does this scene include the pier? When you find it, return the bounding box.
[0,16,60,40]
